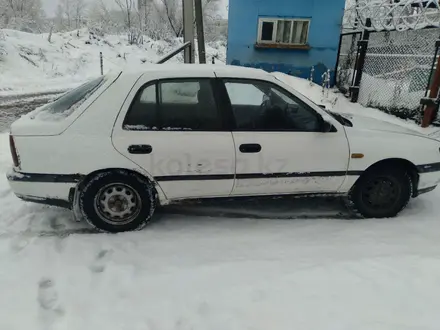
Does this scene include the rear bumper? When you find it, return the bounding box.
[416,169,440,197]
[6,169,80,209]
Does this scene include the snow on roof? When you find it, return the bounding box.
[120,63,269,78]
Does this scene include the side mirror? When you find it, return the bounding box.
[321,120,333,133]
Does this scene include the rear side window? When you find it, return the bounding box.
[36,76,106,121]
[124,79,221,131]
[124,83,158,130]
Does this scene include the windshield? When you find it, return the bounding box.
[36,76,106,121]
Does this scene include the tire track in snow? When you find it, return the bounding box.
[0,201,353,239]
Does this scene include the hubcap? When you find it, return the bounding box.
[94,183,142,225]
[362,177,400,209]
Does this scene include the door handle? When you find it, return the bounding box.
[128,144,153,154]
[239,143,262,153]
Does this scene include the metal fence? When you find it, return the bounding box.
[358,28,439,119]
[335,32,362,94]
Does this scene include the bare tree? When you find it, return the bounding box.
[157,0,183,37]
[199,0,224,41]
[0,0,45,32]
[114,0,134,30]
[0,30,6,61]
[87,0,125,35]
[155,0,220,38]
[85,0,224,42]
[137,0,169,40]
[201,0,221,20]
[114,0,142,44]
[58,0,72,29]
[55,3,65,30]
[74,0,86,29]
[55,0,86,31]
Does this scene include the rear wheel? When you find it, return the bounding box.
[78,170,156,232]
[347,167,412,218]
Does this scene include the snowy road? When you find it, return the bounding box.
[1,132,440,329]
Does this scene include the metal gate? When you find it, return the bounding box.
[357,28,439,119]
[335,31,362,94]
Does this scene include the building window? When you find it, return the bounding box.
[257,18,310,46]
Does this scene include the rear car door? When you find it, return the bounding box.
[112,72,235,200]
[217,77,350,196]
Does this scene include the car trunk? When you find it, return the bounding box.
[10,72,121,136]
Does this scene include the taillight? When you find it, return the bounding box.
[9,134,20,168]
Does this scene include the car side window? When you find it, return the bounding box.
[225,83,264,106]
[159,80,219,130]
[124,79,221,131]
[223,80,321,132]
[124,83,158,130]
[160,82,198,104]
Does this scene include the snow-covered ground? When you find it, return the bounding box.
[0,29,226,96]
[2,133,440,329]
[2,71,440,329]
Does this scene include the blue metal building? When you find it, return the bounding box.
[226,0,346,84]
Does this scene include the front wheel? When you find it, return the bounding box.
[347,167,412,218]
[78,170,156,233]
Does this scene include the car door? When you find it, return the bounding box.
[218,77,350,196]
[112,72,236,200]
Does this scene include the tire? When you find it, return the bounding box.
[78,170,156,233]
[346,166,412,218]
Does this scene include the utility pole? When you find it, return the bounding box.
[138,0,145,34]
[194,0,206,63]
[182,0,195,63]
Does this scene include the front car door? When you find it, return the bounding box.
[215,75,350,196]
[112,71,236,200]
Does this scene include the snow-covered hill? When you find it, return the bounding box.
[0,29,226,96]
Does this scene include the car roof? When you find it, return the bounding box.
[119,64,272,80]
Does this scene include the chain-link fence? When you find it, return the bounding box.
[358,28,439,119]
[336,32,362,93]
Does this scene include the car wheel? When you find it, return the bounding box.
[347,166,412,218]
[78,170,156,233]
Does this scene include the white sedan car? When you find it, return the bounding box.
[6,64,440,232]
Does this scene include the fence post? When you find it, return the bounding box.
[194,0,206,64]
[350,18,372,103]
[100,52,103,75]
[422,41,440,127]
[425,43,439,96]
[182,0,195,63]
[309,66,315,86]
[333,33,344,86]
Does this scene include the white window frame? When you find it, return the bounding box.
[257,18,311,46]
